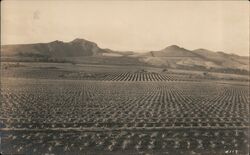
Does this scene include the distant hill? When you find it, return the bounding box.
[150,45,198,57]
[139,45,249,72]
[1,38,106,58]
[1,38,249,74]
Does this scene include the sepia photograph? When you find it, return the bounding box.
[0,1,249,155]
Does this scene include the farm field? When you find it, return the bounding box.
[1,62,249,82]
[0,63,249,155]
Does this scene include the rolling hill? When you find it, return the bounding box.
[1,38,249,73]
[150,45,198,57]
[139,45,249,72]
[1,38,106,58]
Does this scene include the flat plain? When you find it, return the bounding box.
[0,62,249,155]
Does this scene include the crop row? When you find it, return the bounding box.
[1,129,249,155]
[101,72,177,81]
[1,80,249,129]
[2,68,208,82]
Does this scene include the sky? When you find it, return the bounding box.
[1,1,249,56]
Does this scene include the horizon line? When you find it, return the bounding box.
[1,38,249,57]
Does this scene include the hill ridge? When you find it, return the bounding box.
[1,38,249,72]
